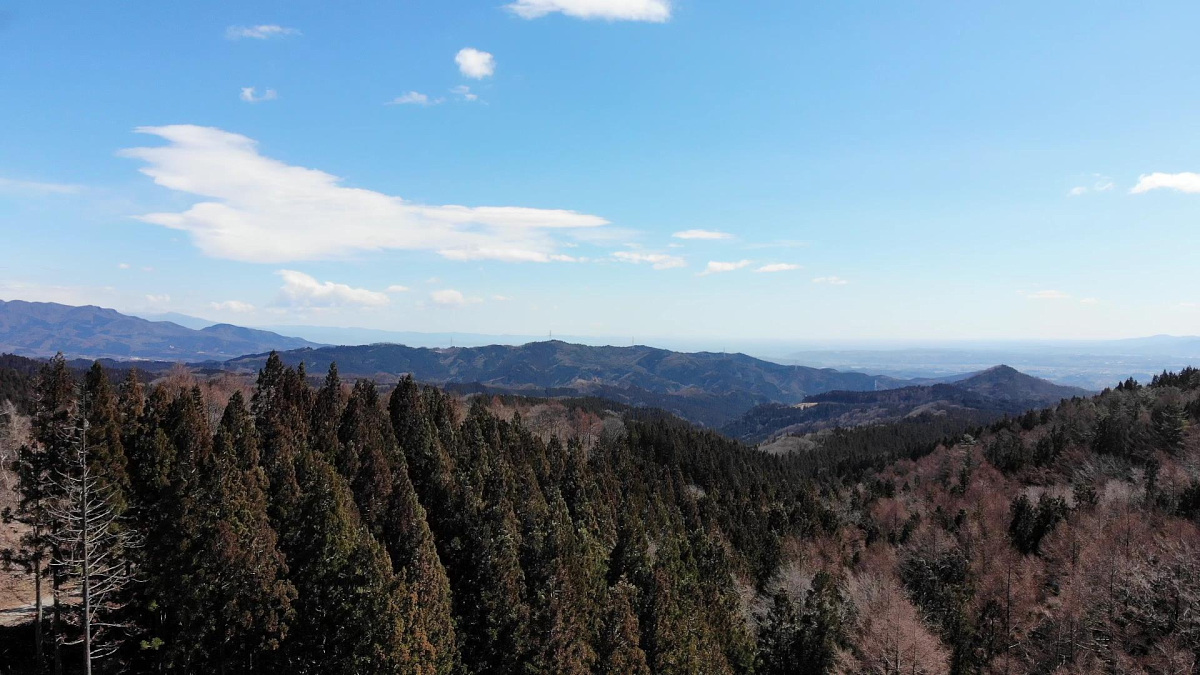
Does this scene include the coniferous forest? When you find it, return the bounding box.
[2,355,1200,674]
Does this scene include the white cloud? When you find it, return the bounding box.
[240,87,278,103]
[672,229,732,240]
[1131,172,1200,194]
[117,263,131,270]
[388,91,441,106]
[612,250,686,270]
[226,25,300,40]
[121,125,608,264]
[1178,301,1199,311]
[386,285,410,293]
[812,276,849,285]
[450,85,479,102]
[506,0,671,22]
[1079,297,1098,305]
[1024,289,1071,300]
[492,294,512,301]
[431,289,482,307]
[700,260,751,276]
[0,176,83,195]
[1069,175,1114,196]
[210,300,256,313]
[456,48,495,79]
[755,263,799,273]
[145,294,171,305]
[276,270,389,308]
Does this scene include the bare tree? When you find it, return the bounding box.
[45,409,136,675]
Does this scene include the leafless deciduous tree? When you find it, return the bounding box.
[45,410,136,675]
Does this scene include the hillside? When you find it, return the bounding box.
[223,341,910,426]
[2,354,1197,674]
[723,365,1089,443]
[0,299,321,360]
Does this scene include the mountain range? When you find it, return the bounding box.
[0,300,322,361]
[721,365,1090,443]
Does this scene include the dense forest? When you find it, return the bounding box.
[1,354,1198,673]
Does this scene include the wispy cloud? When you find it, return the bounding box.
[1069,174,1115,196]
[700,260,751,276]
[672,229,732,240]
[492,294,512,301]
[1023,289,1071,300]
[456,48,495,79]
[121,125,609,264]
[755,263,799,273]
[0,176,83,195]
[117,263,131,270]
[276,270,389,307]
[240,87,277,103]
[812,276,848,285]
[506,0,671,22]
[743,239,808,250]
[431,289,481,307]
[450,85,479,102]
[385,285,410,293]
[1131,172,1200,194]
[1079,297,1098,305]
[387,91,441,106]
[226,24,300,40]
[145,294,171,305]
[210,300,255,313]
[612,251,686,270]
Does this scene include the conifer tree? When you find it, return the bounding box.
[336,379,394,534]
[83,363,130,514]
[597,580,651,675]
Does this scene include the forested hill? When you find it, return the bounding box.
[0,299,321,360]
[222,341,909,425]
[722,365,1090,443]
[1,355,1198,673]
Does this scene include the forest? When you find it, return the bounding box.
[1,354,1198,674]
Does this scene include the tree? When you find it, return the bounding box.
[45,398,136,675]
[597,580,651,675]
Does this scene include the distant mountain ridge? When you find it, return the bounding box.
[722,364,1090,443]
[0,299,322,361]
[223,341,913,426]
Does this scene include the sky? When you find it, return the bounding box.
[1,0,1199,344]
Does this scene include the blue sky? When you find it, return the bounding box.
[2,0,1199,342]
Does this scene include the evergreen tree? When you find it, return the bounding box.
[83,363,131,514]
[597,580,651,675]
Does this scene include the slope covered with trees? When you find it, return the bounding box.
[1,355,1197,674]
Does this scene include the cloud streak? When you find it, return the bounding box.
[672,229,732,240]
[226,25,300,40]
[506,0,671,22]
[755,263,799,273]
[120,125,609,264]
[240,87,277,103]
[276,270,389,308]
[387,91,440,106]
[700,260,751,276]
[612,251,686,270]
